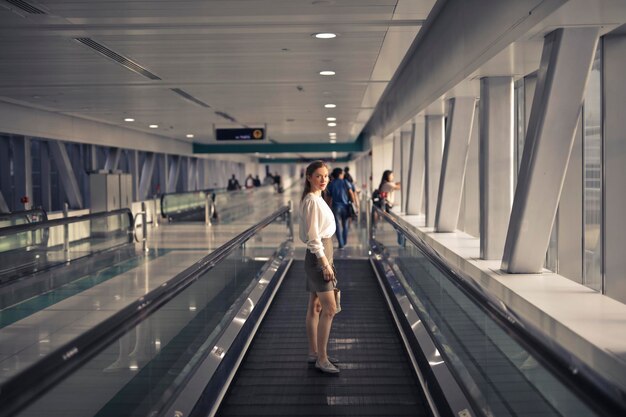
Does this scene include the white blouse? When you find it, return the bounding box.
[299,192,336,258]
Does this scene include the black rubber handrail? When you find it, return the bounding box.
[160,187,222,214]
[0,205,291,417]
[373,206,626,416]
[0,208,132,238]
[0,208,48,224]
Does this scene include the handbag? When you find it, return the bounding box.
[344,181,358,220]
[348,201,358,220]
[332,277,341,314]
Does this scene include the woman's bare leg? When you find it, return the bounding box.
[306,292,321,355]
[316,290,337,362]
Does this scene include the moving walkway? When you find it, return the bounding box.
[1,205,624,417]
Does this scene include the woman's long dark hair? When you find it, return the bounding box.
[378,170,393,190]
[301,160,329,201]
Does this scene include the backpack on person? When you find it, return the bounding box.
[372,189,385,209]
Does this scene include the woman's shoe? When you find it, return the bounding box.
[315,360,340,374]
[307,354,339,364]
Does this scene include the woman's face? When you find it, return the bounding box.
[308,167,329,192]
[388,172,394,182]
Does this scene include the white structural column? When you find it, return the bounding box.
[167,155,180,193]
[405,122,424,215]
[139,152,156,200]
[501,28,600,273]
[11,136,33,210]
[0,192,8,213]
[435,98,476,232]
[393,134,403,210]
[0,138,11,210]
[400,130,411,213]
[604,33,626,303]
[479,77,514,259]
[424,116,444,227]
[40,142,52,211]
[48,141,84,209]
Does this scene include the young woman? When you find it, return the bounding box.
[378,169,401,212]
[299,160,340,374]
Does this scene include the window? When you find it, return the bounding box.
[582,40,603,292]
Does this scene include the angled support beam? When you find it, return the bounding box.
[400,131,411,213]
[480,77,514,259]
[104,147,121,172]
[0,191,9,213]
[405,122,424,215]
[425,116,444,227]
[48,141,84,209]
[139,152,156,200]
[435,97,476,232]
[393,134,403,210]
[502,27,600,273]
[167,155,181,193]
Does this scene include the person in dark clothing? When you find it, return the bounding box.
[326,167,355,249]
[253,175,261,187]
[227,174,241,191]
[343,166,354,184]
[274,172,283,193]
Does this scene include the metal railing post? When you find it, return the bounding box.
[141,202,148,252]
[153,198,159,227]
[287,200,294,241]
[205,192,212,226]
[63,202,71,262]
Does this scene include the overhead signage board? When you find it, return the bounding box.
[215,128,265,141]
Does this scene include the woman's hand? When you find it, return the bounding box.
[322,263,335,281]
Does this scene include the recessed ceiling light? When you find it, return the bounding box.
[314,33,336,39]
[319,70,335,76]
[324,104,336,108]
[329,139,337,144]
[332,151,337,158]
[328,122,336,127]
[149,124,158,129]
[326,117,336,121]
[186,134,194,138]
[124,118,135,122]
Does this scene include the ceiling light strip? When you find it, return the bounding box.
[74,38,162,81]
[4,0,47,14]
[171,88,211,108]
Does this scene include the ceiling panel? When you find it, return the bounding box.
[0,0,430,155]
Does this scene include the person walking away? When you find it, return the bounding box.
[244,174,255,189]
[327,167,355,249]
[227,174,241,191]
[274,172,283,193]
[343,166,354,184]
[343,167,359,220]
[300,160,340,374]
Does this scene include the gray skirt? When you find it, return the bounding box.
[304,238,334,293]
